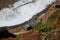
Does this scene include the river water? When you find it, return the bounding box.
[0,0,56,27]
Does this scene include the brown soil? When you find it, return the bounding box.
[1,30,41,40]
[0,0,18,10]
[54,17,60,28]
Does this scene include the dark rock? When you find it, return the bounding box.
[55,4,60,8]
[0,29,16,38]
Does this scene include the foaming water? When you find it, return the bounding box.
[0,0,56,27]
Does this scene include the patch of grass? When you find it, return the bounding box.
[33,22,56,32]
[33,10,60,32]
[32,10,60,40]
[46,10,60,26]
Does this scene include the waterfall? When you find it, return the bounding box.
[0,0,56,27]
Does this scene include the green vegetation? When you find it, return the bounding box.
[35,10,60,31]
[33,10,60,40]
[33,22,56,32]
[46,10,60,26]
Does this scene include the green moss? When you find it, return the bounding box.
[33,10,60,32]
[33,22,56,32]
[46,10,60,26]
[32,10,60,40]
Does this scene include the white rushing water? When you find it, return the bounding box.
[0,0,56,27]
